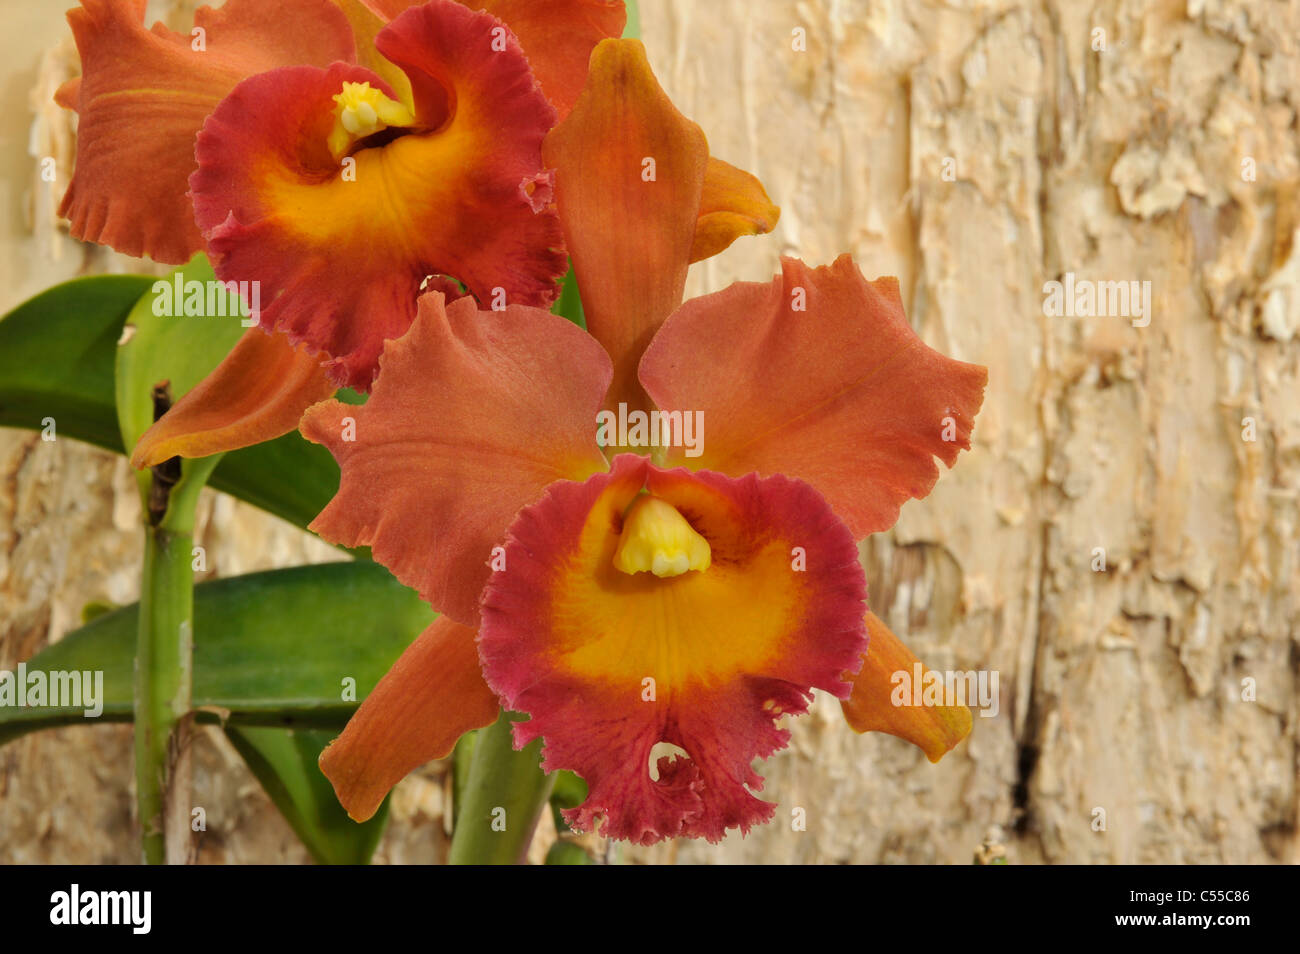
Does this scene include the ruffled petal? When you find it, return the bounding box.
[191,0,567,391]
[542,39,707,415]
[319,616,499,822]
[479,454,868,845]
[691,157,781,263]
[300,291,611,626]
[639,255,988,538]
[474,0,626,121]
[841,611,973,762]
[58,0,354,263]
[130,327,335,468]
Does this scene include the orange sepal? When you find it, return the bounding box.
[130,327,335,469]
[840,610,973,762]
[319,616,500,822]
[473,0,626,121]
[543,38,707,415]
[691,157,781,263]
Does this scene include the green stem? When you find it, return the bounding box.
[448,711,554,865]
[134,523,195,864]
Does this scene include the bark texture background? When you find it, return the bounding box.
[1,0,1297,864]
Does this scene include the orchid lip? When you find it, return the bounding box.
[478,455,870,844]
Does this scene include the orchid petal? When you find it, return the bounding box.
[130,327,335,468]
[300,291,611,626]
[640,255,988,538]
[58,0,354,263]
[319,616,499,822]
[691,157,781,263]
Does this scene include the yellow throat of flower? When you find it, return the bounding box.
[327,82,415,161]
[613,495,712,579]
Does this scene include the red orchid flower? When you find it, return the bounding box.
[302,39,987,844]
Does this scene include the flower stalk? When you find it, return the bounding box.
[134,521,195,864]
[135,384,201,865]
[448,711,554,865]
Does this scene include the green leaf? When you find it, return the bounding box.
[0,273,356,536]
[225,726,390,865]
[0,560,432,746]
[624,0,640,40]
[0,274,154,451]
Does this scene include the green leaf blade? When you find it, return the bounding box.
[225,726,390,865]
[0,274,154,452]
[0,561,432,745]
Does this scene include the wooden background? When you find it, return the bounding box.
[1,0,1296,864]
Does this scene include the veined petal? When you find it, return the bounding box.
[639,255,988,538]
[300,291,611,626]
[691,157,781,263]
[479,454,868,845]
[543,39,707,415]
[130,327,335,468]
[319,616,499,822]
[841,611,973,762]
[58,0,354,263]
[191,0,567,391]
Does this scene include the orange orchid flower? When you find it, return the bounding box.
[92,0,776,468]
[302,40,986,844]
[57,0,621,265]
[56,0,622,460]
